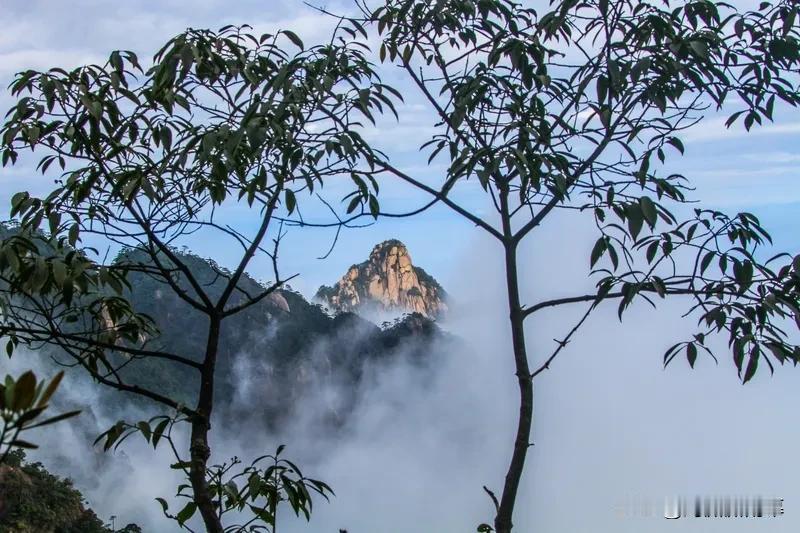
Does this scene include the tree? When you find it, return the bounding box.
[0,23,395,532]
[317,1,798,531]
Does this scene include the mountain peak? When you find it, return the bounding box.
[315,240,447,319]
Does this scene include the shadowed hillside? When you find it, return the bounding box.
[95,245,455,429]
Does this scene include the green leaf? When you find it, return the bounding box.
[639,196,657,227]
[368,195,380,219]
[345,195,361,214]
[645,241,659,263]
[176,501,197,525]
[285,189,297,214]
[630,57,651,82]
[651,276,666,298]
[249,504,275,525]
[52,261,67,287]
[10,192,28,216]
[12,370,36,411]
[733,259,753,291]
[68,224,80,246]
[689,40,709,59]
[36,371,64,408]
[402,45,413,63]
[699,251,714,275]
[282,30,304,49]
[155,497,169,513]
[627,205,644,239]
[590,237,606,267]
[137,421,152,442]
[743,351,759,383]
[161,126,173,152]
[3,376,14,409]
[596,75,608,103]
[667,137,684,155]
[686,343,697,368]
[9,439,38,449]
[607,243,619,270]
[151,418,170,449]
[25,409,81,430]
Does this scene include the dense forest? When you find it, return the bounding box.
[0,449,140,532]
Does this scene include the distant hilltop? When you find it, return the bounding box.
[315,239,448,319]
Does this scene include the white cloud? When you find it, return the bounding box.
[0,49,104,77]
[684,116,800,143]
[742,151,800,164]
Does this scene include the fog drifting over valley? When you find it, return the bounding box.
[10,211,798,533]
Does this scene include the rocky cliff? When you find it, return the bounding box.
[315,240,448,319]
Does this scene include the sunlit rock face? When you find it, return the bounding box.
[315,239,448,319]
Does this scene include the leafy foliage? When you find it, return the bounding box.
[0,17,434,531]
[155,445,333,532]
[0,370,79,463]
[0,19,400,532]
[362,0,800,379]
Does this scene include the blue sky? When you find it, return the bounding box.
[2,2,800,532]
[0,0,483,295]
[2,0,797,296]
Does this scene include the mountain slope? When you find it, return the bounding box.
[0,226,456,431]
[108,246,454,429]
[0,450,139,533]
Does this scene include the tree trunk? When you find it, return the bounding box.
[494,217,534,533]
[189,317,224,533]
[189,419,221,532]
